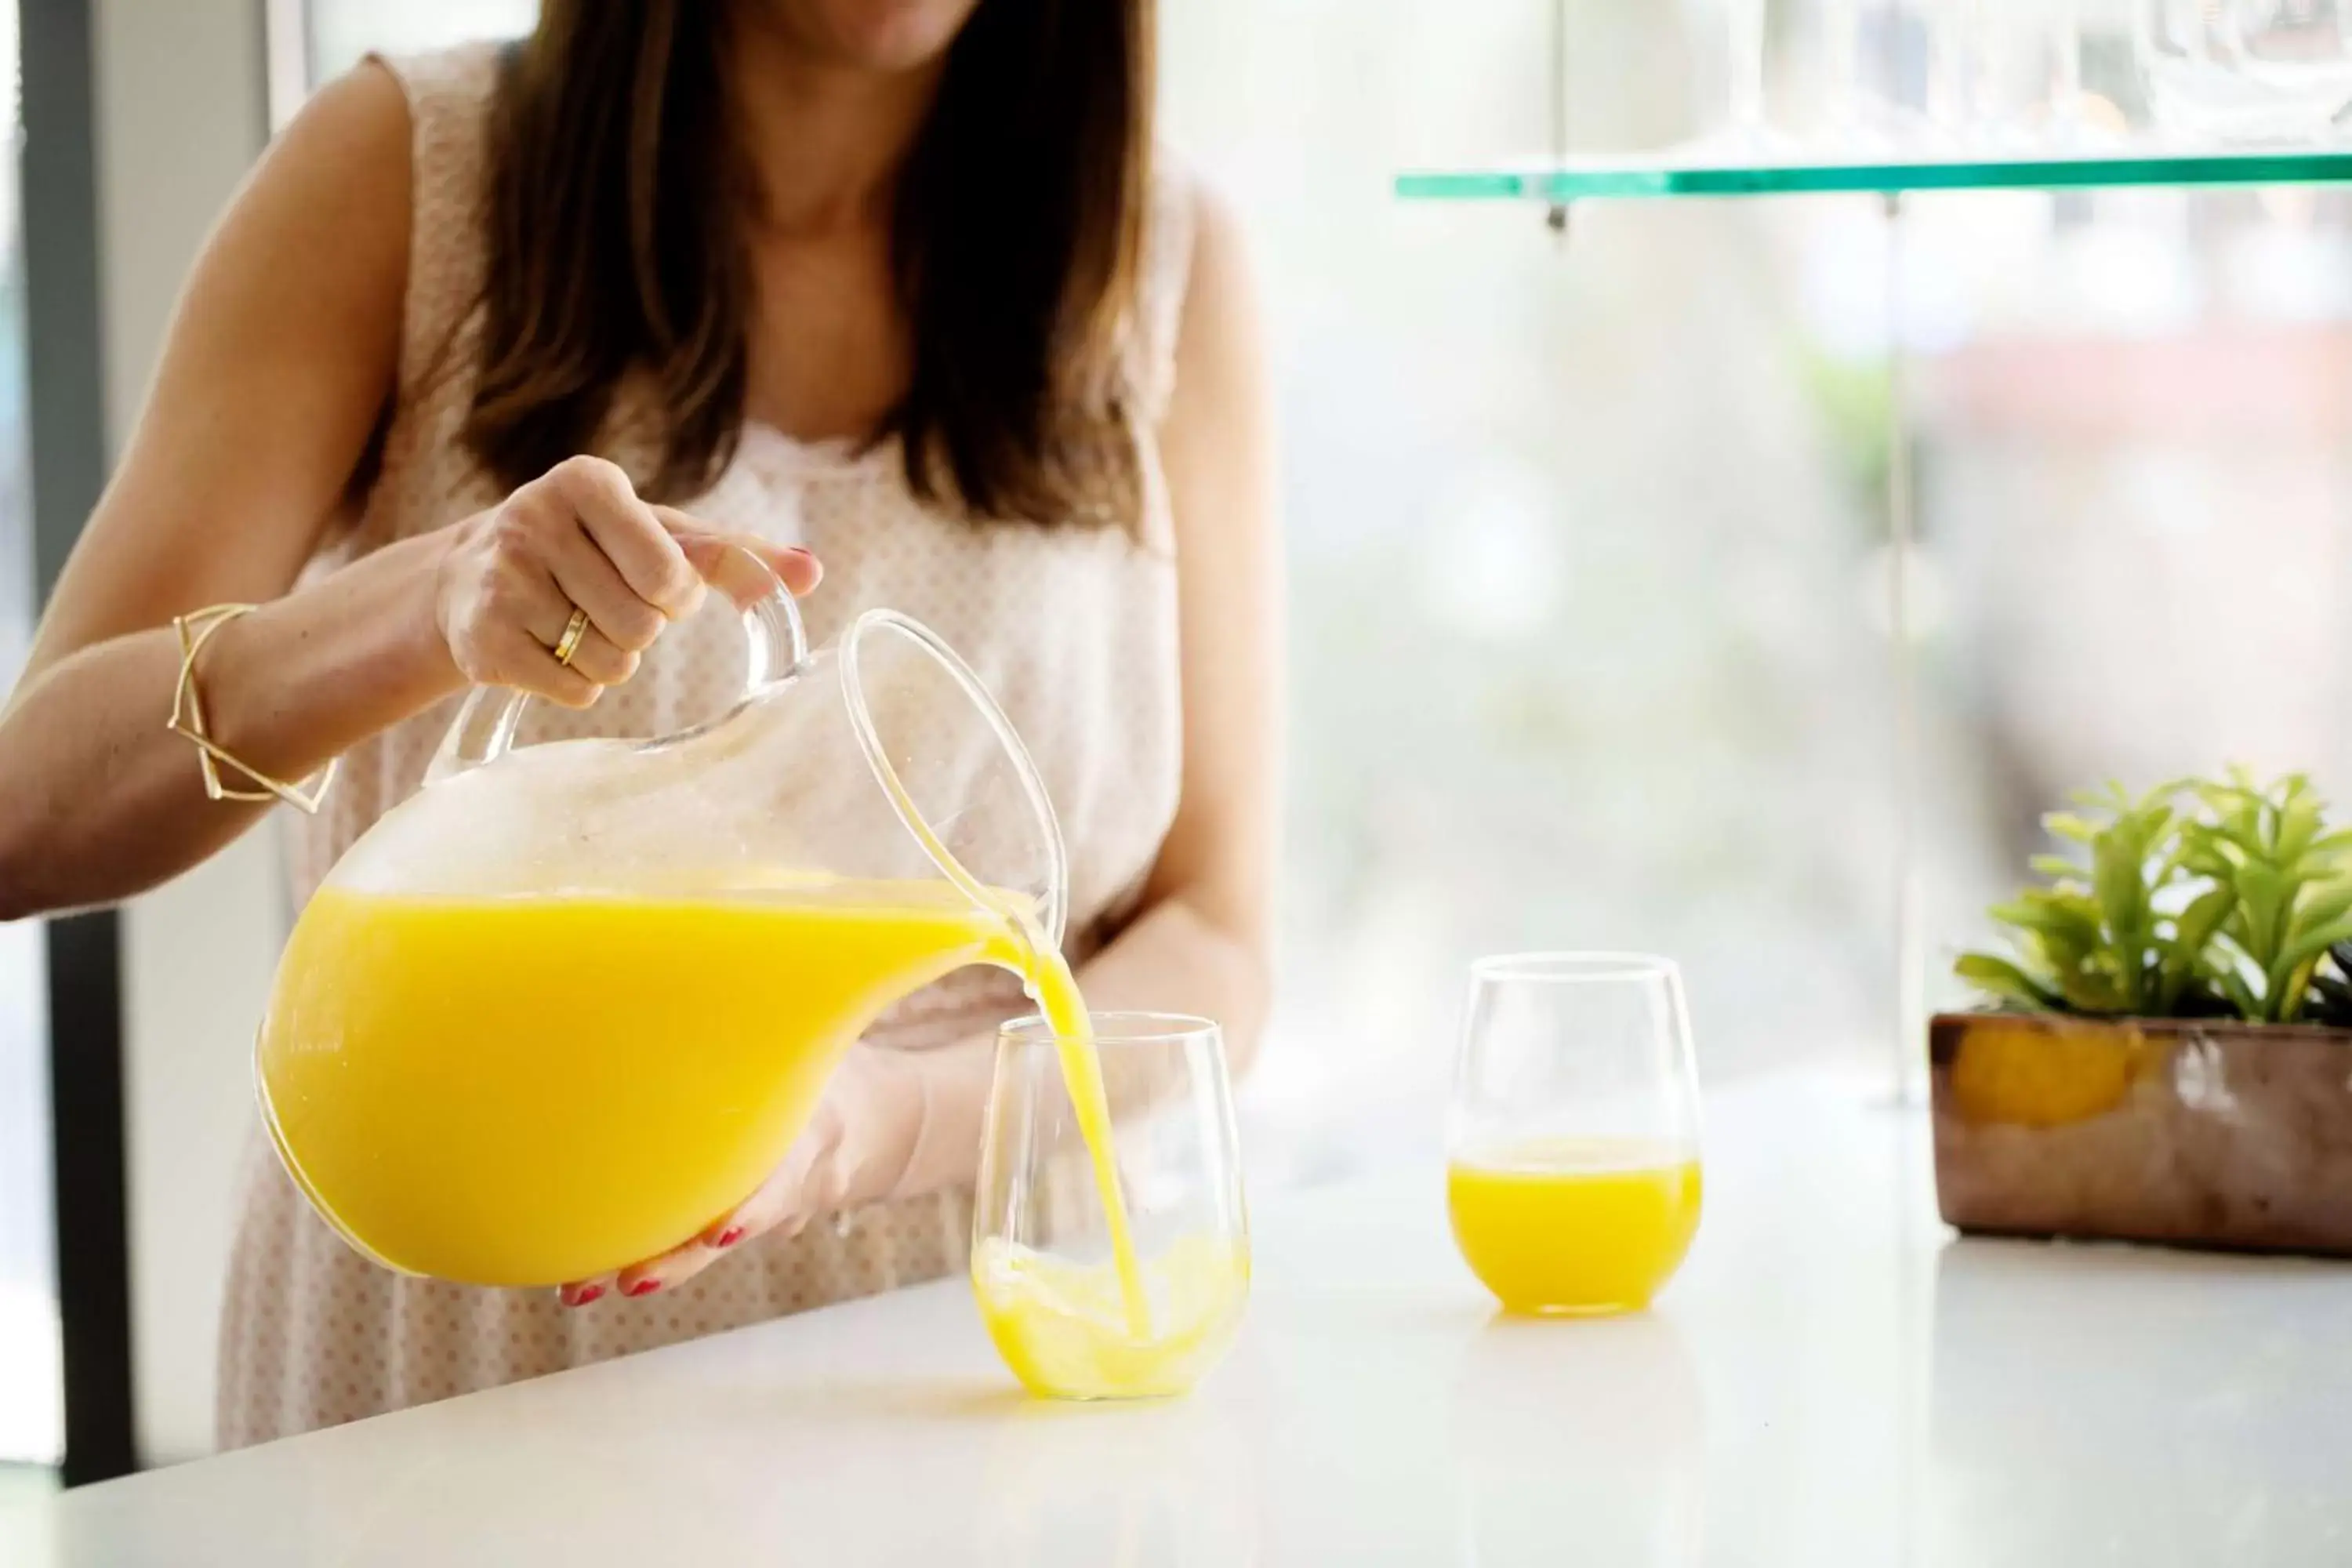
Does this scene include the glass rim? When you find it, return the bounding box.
[1469,951,1680,985]
[996,1010,1223,1047]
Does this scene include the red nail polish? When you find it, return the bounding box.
[572,1284,604,1307]
[714,1227,745,1249]
[625,1278,661,1297]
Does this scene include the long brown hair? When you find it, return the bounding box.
[464,0,1156,521]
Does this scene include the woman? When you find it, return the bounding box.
[0,0,1277,1446]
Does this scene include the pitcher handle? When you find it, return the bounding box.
[425,539,811,783]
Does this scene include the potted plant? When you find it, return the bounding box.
[1936,770,2352,1254]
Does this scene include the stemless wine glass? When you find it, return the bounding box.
[1447,954,1704,1317]
[972,1012,1249,1400]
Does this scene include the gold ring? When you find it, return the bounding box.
[553,607,590,667]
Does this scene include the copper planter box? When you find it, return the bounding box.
[1929,1012,2352,1255]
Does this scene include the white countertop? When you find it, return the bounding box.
[11,1067,2352,1566]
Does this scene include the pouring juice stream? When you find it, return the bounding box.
[1008,911,1155,1339]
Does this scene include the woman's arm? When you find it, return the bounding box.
[595,183,1283,1301]
[0,67,813,920]
[0,67,419,916]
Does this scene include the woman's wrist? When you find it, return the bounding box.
[888,1035,999,1202]
[392,524,469,701]
[198,526,469,772]
[317,524,472,713]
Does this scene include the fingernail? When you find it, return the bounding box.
[625,1278,661,1298]
[714,1226,745,1250]
[568,1284,604,1308]
[784,546,814,559]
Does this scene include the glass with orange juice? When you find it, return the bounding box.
[1447,953,1703,1316]
[971,1012,1249,1400]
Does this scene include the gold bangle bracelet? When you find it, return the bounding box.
[165,604,338,815]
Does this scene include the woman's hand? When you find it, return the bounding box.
[434,455,822,709]
[558,1043,929,1305]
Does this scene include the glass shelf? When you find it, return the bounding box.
[1396,145,2352,202]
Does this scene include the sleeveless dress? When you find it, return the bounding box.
[214,44,1190,1449]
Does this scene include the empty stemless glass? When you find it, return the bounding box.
[1447,955,1704,1317]
[972,1012,1249,1400]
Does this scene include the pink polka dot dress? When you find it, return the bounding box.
[214,44,1189,1449]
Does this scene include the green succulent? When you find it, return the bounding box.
[2177,771,2352,1024]
[1957,771,2352,1027]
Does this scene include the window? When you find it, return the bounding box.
[1169,2,2352,1180]
[0,0,58,1470]
[1162,5,1900,1178]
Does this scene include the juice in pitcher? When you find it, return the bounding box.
[260,876,1044,1287]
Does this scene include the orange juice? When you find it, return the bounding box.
[1002,913,1149,1338]
[258,878,1139,1294]
[1447,1139,1703,1315]
[972,1232,1248,1399]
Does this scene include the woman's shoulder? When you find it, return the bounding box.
[216,58,413,349]
[1127,145,1210,423]
[1131,150,1261,424]
[260,42,497,226]
[361,38,506,257]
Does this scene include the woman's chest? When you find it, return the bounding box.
[740,230,909,445]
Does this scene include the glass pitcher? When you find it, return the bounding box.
[255,545,1072,1288]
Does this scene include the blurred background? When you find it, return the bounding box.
[8,0,2352,1491]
